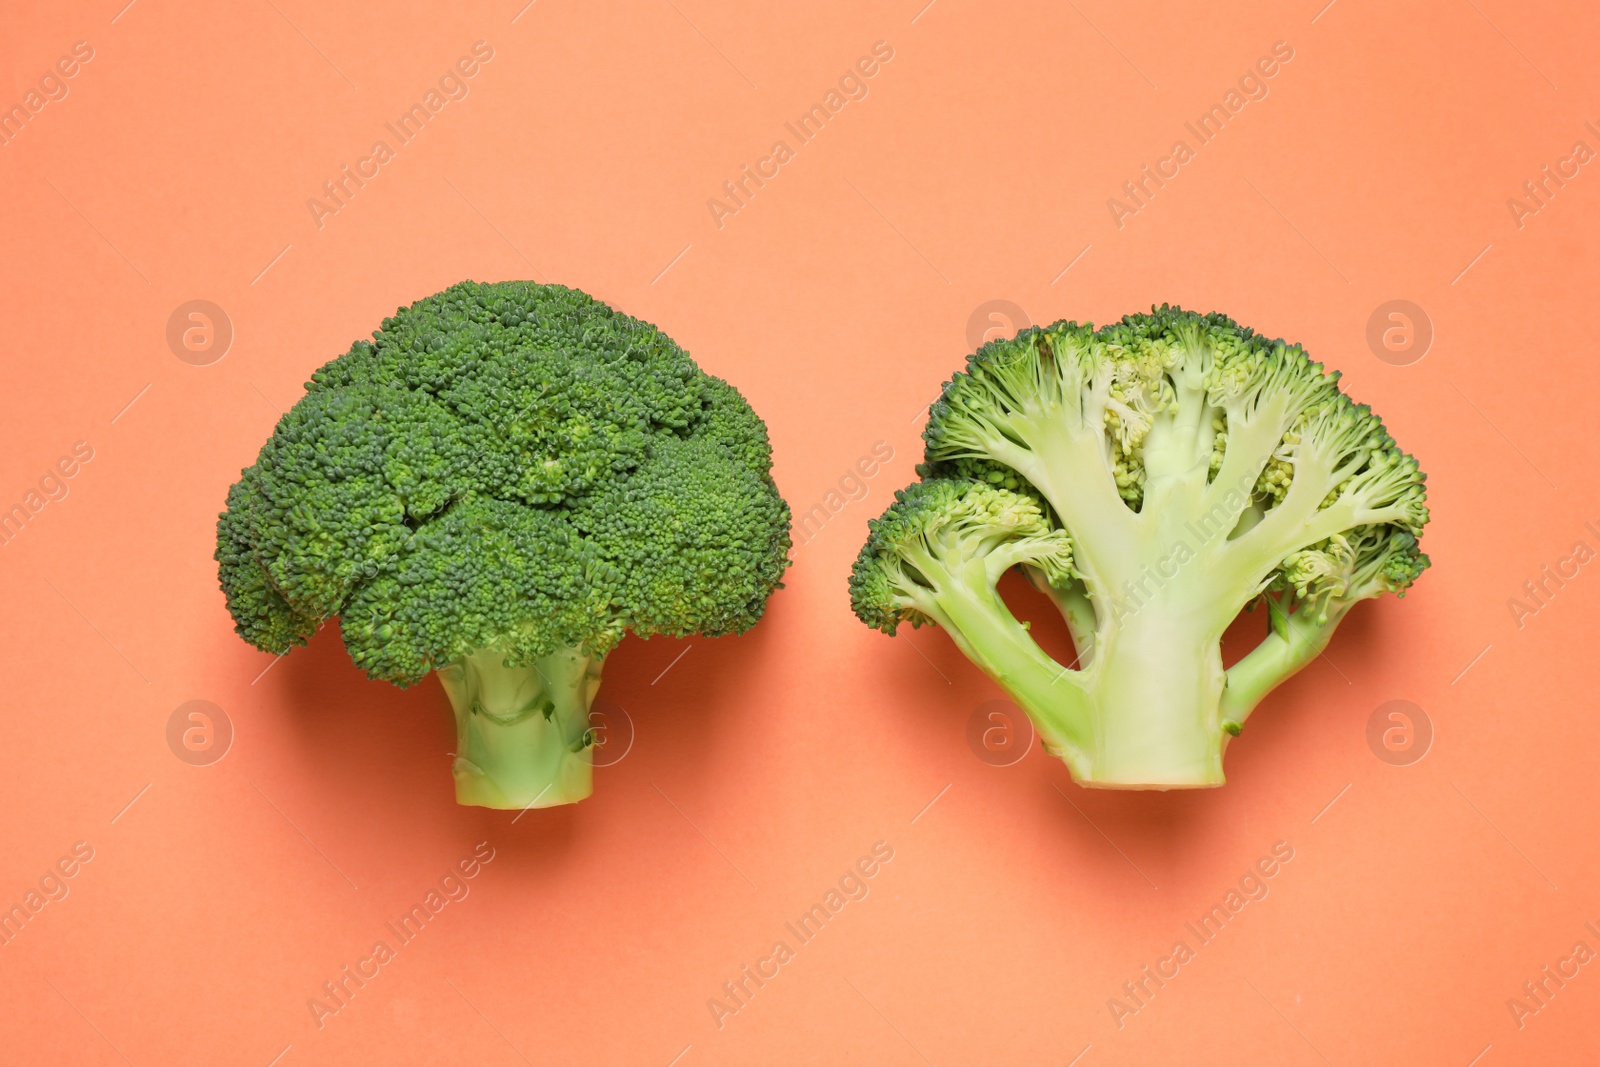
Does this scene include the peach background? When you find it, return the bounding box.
[2,1,1598,1064]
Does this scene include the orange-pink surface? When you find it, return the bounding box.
[2,2,1598,1064]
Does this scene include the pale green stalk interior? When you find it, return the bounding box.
[438,646,603,809]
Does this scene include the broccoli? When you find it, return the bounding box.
[850,307,1429,788]
[217,281,791,809]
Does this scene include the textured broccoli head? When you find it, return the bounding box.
[849,479,1074,636]
[856,305,1431,788]
[217,280,791,687]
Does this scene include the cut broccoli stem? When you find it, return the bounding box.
[1022,564,1097,667]
[1081,606,1230,787]
[942,521,1241,786]
[1009,421,1140,597]
[1219,596,1347,728]
[937,575,1232,786]
[904,557,1096,776]
[437,646,603,809]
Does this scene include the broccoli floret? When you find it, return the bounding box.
[850,479,1073,634]
[217,280,791,809]
[852,306,1430,788]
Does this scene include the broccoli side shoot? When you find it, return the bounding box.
[217,280,791,809]
[851,307,1429,788]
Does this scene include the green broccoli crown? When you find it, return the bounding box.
[217,280,791,685]
[849,478,1074,635]
[913,305,1429,608]
[1276,528,1430,623]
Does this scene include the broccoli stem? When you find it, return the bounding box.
[1022,565,1098,667]
[437,646,602,809]
[908,559,1096,776]
[939,585,1233,786]
[1219,597,1347,728]
[1080,608,1229,787]
[937,594,1096,777]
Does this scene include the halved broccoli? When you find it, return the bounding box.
[851,307,1428,788]
[217,281,791,809]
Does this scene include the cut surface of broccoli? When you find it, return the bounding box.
[851,307,1429,788]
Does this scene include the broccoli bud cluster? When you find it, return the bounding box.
[217,280,791,686]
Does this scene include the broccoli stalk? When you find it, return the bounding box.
[440,647,603,809]
[216,281,791,809]
[852,308,1429,789]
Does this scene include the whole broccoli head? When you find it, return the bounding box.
[217,280,790,808]
[851,307,1429,789]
